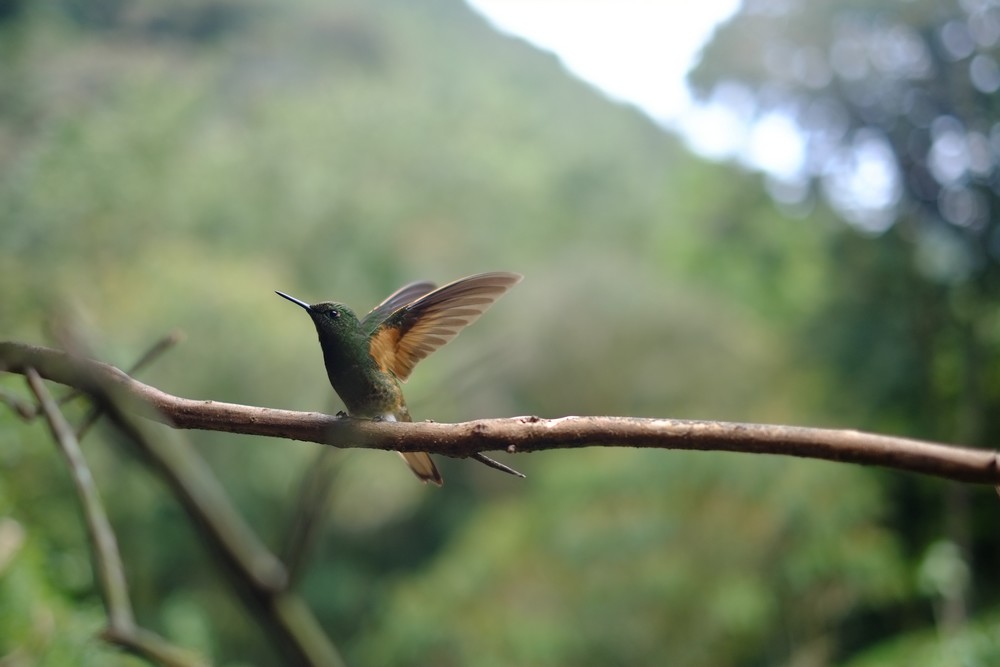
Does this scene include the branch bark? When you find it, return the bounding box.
[25,368,209,667]
[9,342,346,667]
[3,341,998,487]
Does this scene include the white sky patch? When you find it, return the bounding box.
[744,112,807,179]
[675,100,748,159]
[467,0,741,121]
[822,131,902,233]
[467,1,811,181]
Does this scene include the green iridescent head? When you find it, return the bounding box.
[275,291,362,343]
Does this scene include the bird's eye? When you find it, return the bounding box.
[329,309,340,319]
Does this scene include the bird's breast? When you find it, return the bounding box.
[327,365,406,419]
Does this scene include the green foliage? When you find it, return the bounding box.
[357,453,906,667]
[0,485,143,666]
[844,610,1000,667]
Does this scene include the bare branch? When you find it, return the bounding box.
[0,386,35,418]
[5,331,183,424]
[25,368,208,667]
[70,358,348,667]
[74,330,184,440]
[3,341,998,487]
[472,452,526,478]
[11,342,346,666]
[101,626,211,667]
[25,368,135,629]
[282,449,342,589]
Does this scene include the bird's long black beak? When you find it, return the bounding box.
[275,291,312,312]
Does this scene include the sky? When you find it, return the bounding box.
[467,0,739,121]
[464,1,914,235]
[466,0,808,180]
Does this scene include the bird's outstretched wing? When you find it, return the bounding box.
[361,280,438,334]
[368,272,522,381]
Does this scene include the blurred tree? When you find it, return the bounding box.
[692,0,1000,263]
[691,0,1000,661]
[358,452,907,667]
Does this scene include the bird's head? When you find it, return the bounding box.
[275,291,362,343]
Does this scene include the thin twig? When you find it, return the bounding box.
[68,355,347,667]
[74,330,184,439]
[25,368,207,667]
[472,452,525,478]
[282,448,342,589]
[3,331,183,424]
[3,341,999,486]
[102,626,211,667]
[0,387,36,418]
[25,368,134,629]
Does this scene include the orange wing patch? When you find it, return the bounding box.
[368,325,402,373]
[368,272,522,382]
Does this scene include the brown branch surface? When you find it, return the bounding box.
[20,343,347,667]
[74,330,184,439]
[25,368,209,667]
[3,341,998,486]
[25,369,135,629]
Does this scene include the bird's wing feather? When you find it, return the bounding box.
[368,272,522,381]
[361,280,437,334]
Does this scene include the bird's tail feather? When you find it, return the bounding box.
[399,452,443,486]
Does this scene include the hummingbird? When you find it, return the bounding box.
[276,271,522,486]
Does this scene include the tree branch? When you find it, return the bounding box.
[13,343,347,667]
[92,381,346,667]
[73,330,184,440]
[282,448,342,589]
[24,369,135,630]
[6,331,182,424]
[25,368,208,667]
[3,341,998,487]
